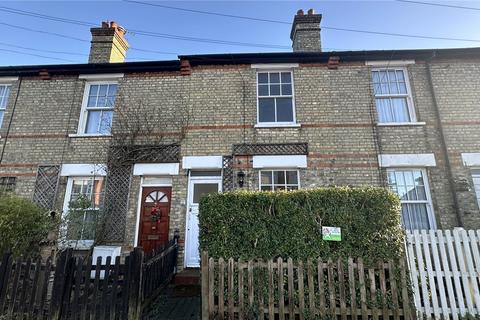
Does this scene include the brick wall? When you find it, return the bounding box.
[1,57,479,265]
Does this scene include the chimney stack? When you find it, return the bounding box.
[89,21,129,64]
[290,9,322,52]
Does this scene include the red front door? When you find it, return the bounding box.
[138,187,172,254]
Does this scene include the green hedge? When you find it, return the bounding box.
[0,194,53,257]
[199,187,404,263]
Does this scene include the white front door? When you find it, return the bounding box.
[185,176,222,267]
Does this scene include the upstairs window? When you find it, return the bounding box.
[0,85,11,128]
[260,170,299,191]
[387,169,436,231]
[257,71,295,125]
[79,82,117,135]
[372,68,416,123]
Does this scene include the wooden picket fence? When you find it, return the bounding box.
[406,229,480,320]
[0,248,144,320]
[0,238,178,320]
[0,252,56,319]
[201,252,414,320]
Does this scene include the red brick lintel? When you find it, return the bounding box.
[0,172,36,177]
[0,163,38,168]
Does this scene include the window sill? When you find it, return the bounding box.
[255,123,301,128]
[68,133,112,138]
[59,240,93,250]
[377,122,426,127]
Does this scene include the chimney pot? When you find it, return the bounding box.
[297,9,304,15]
[110,21,118,29]
[101,21,109,28]
[118,26,127,36]
[308,8,315,15]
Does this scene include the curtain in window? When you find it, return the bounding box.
[372,69,412,123]
[388,170,433,231]
[401,203,430,231]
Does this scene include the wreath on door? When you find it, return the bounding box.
[150,204,162,229]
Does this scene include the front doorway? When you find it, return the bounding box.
[185,173,222,267]
[138,186,172,254]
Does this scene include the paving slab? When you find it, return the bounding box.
[142,285,200,320]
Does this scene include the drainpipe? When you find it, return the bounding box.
[0,77,22,164]
[426,53,464,227]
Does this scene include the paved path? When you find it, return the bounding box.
[142,285,200,320]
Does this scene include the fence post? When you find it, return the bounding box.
[400,259,414,320]
[201,251,209,320]
[0,252,12,309]
[128,247,144,320]
[50,249,73,320]
[0,252,11,289]
[174,230,180,274]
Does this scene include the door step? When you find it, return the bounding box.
[175,269,200,286]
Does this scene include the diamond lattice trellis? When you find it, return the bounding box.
[232,143,308,156]
[32,165,60,210]
[99,165,132,244]
[222,156,234,192]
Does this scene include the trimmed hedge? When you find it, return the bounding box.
[199,187,404,263]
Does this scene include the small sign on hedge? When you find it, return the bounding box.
[322,226,341,241]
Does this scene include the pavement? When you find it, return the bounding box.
[142,284,201,320]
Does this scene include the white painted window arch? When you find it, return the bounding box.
[145,190,169,203]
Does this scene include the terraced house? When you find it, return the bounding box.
[0,9,479,268]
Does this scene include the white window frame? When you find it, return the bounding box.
[77,81,118,136]
[256,70,297,127]
[387,168,437,230]
[0,84,11,129]
[62,176,105,249]
[371,67,417,125]
[471,169,480,210]
[258,169,301,190]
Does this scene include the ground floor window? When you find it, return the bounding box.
[387,169,436,231]
[259,170,299,191]
[63,176,105,243]
[472,171,480,209]
[0,176,16,192]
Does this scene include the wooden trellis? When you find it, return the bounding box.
[222,156,234,192]
[32,165,60,210]
[232,143,308,156]
[100,165,132,243]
